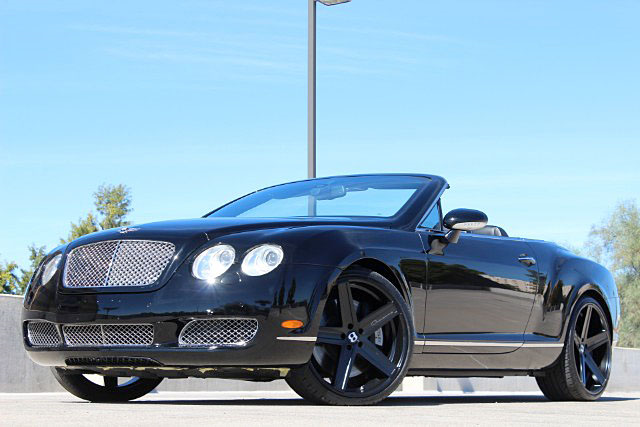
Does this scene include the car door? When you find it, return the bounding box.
[417,202,539,354]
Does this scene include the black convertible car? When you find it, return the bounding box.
[22,174,619,405]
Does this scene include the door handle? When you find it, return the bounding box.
[518,255,536,267]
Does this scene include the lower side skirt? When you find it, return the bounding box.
[62,366,539,381]
[407,369,536,378]
[60,365,291,381]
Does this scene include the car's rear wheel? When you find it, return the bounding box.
[536,296,612,401]
[51,368,163,402]
[286,266,414,405]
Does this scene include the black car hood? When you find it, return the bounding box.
[58,217,391,294]
[68,217,391,246]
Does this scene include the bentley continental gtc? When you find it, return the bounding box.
[22,174,619,405]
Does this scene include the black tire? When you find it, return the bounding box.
[51,368,163,402]
[286,266,414,406]
[536,296,612,401]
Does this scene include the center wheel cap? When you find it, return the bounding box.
[347,331,359,344]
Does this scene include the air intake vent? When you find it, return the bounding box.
[179,318,258,347]
[65,357,161,367]
[27,321,62,347]
[63,240,175,288]
[62,324,154,347]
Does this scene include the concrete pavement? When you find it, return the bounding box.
[1,390,638,426]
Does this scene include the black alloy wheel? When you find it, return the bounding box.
[286,267,414,405]
[536,296,612,401]
[572,302,612,392]
[51,368,163,402]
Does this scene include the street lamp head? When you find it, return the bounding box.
[317,0,351,5]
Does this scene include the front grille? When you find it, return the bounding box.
[63,240,175,288]
[179,318,258,347]
[65,357,161,367]
[27,321,62,347]
[62,324,154,347]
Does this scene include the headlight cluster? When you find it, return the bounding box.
[241,245,284,277]
[192,244,283,283]
[41,254,62,284]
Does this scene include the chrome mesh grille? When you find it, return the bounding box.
[27,321,62,347]
[179,318,258,347]
[62,324,154,347]
[63,240,175,288]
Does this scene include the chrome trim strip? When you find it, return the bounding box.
[414,340,564,348]
[521,342,564,348]
[103,240,121,287]
[276,336,317,342]
[422,340,522,347]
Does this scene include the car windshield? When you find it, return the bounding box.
[209,175,431,218]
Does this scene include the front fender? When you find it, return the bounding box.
[212,226,427,333]
[525,241,619,342]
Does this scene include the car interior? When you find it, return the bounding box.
[470,225,509,237]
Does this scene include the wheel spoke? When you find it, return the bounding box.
[581,305,593,342]
[585,332,609,350]
[579,354,587,385]
[584,351,606,385]
[338,282,357,327]
[574,333,582,347]
[360,303,399,337]
[334,344,357,391]
[317,327,344,346]
[358,339,395,377]
[103,376,118,388]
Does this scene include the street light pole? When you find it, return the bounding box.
[307,0,351,180]
[308,0,317,180]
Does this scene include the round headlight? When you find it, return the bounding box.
[41,254,62,285]
[192,244,236,282]
[241,244,284,276]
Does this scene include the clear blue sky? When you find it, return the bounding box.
[1,0,639,269]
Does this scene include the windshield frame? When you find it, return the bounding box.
[205,174,440,222]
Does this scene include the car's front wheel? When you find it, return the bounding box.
[286,266,414,405]
[536,296,612,401]
[51,368,163,402]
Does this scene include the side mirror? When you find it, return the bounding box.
[442,208,488,244]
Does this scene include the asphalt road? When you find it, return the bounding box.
[1,391,639,426]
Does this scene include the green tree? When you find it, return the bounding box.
[63,212,99,243]
[1,259,21,294]
[1,184,133,294]
[588,200,640,347]
[62,184,132,243]
[18,244,47,290]
[94,184,132,230]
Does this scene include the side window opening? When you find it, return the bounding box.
[420,200,442,231]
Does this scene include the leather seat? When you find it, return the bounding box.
[471,225,509,237]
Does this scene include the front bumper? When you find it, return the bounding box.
[22,262,341,371]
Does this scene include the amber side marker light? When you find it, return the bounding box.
[281,320,304,329]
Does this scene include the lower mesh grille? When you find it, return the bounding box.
[27,321,62,347]
[179,318,258,347]
[65,357,161,367]
[62,324,154,347]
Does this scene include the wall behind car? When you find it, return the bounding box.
[2,295,638,394]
